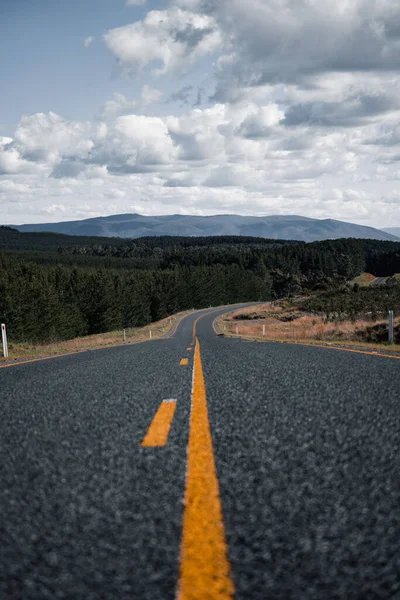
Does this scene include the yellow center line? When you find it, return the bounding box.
[177,338,235,600]
[141,400,177,447]
[187,347,192,351]
[191,308,227,344]
[180,358,189,366]
[191,315,203,346]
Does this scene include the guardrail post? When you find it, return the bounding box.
[1,323,8,358]
[388,310,394,344]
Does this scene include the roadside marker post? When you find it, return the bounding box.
[1,323,8,358]
[263,324,266,336]
[236,326,238,336]
[389,311,394,344]
[123,328,126,342]
[150,330,152,339]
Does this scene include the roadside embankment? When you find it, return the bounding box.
[0,310,193,364]
[216,301,400,356]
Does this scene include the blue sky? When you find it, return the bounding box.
[0,0,151,132]
[1,0,400,226]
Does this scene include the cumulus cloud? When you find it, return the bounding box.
[0,137,26,174]
[204,0,400,99]
[284,91,400,128]
[235,104,284,139]
[84,114,178,174]
[13,112,93,163]
[4,0,400,226]
[104,7,223,75]
[166,104,227,161]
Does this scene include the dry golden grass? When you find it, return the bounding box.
[218,302,400,353]
[350,273,376,286]
[0,310,193,363]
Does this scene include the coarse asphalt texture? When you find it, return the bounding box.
[1,305,400,599]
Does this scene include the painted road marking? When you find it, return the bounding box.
[180,358,189,366]
[141,400,177,447]
[0,350,88,370]
[0,305,245,370]
[191,304,246,344]
[177,338,235,600]
[187,348,192,351]
[297,342,400,360]
[230,336,400,361]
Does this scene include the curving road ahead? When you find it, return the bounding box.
[1,306,400,599]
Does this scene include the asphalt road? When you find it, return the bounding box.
[370,277,390,286]
[1,306,400,599]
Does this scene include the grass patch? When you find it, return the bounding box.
[349,273,376,286]
[0,310,193,363]
[218,301,400,351]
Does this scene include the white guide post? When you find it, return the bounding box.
[263,324,266,336]
[150,330,152,339]
[388,311,394,344]
[1,323,8,358]
[123,329,126,342]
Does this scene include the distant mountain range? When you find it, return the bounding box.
[382,227,400,239]
[9,214,400,242]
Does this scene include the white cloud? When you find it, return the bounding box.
[3,0,400,226]
[83,36,94,48]
[141,85,163,106]
[0,137,26,174]
[0,180,31,194]
[104,8,223,75]
[203,0,400,100]
[126,0,146,5]
[101,86,163,119]
[166,104,228,161]
[84,114,178,174]
[235,104,284,139]
[3,98,400,226]
[102,93,138,119]
[13,112,93,163]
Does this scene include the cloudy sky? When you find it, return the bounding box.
[2,0,400,226]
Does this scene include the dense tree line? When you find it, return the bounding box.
[1,229,399,344]
[298,279,400,322]
[0,254,270,343]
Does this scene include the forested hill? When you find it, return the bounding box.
[1,227,400,344]
[0,225,131,252]
[9,213,398,241]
